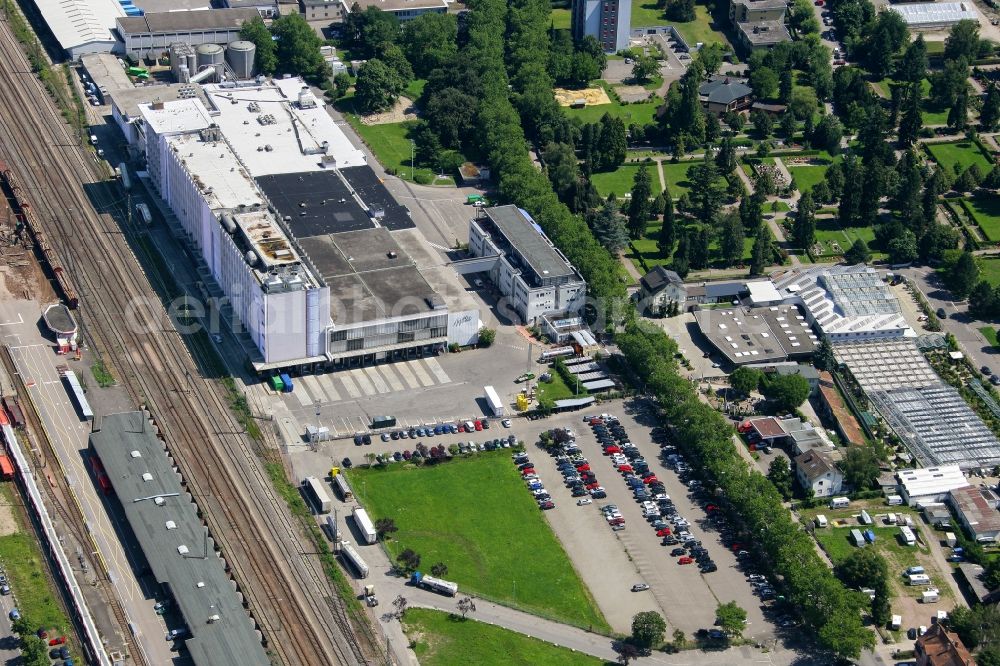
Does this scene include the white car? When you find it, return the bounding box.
[577,498,593,506]
[502,419,512,428]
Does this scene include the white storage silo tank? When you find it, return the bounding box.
[226,40,256,79]
[196,43,225,81]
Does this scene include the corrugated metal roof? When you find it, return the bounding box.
[117,8,258,35]
[891,1,978,25]
[35,0,123,54]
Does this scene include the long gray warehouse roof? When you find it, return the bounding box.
[90,412,268,666]
[482,206,577,281]
[116,8,259,35]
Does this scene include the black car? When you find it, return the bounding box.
[518,462,534,471]
[670,548,687,556]
[482,420,491,430]
[662,536,679,545]
[354,434,364,446]
[341,457,353,468]
[591,490,607,499]
[390,431,400,440]
[700,564,718,573]
[937,307,947,318]
[572,488,589,497]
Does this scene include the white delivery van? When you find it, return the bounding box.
[815,514,828,528]
[830,497,850,509]
[907,574,931,586]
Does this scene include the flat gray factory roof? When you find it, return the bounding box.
[298,228,441,324]
[90,412,268,666]
[109,83,208,119]
[482,205,576,282]
[117,8,258,35]
[694,304,817,365]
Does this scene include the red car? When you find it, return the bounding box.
[457,424,467,433]
[643,476,659,485]
[585,482,601,490]
[731,543,744,552]
[617,464,633,473]
[604,445,621,454]
[705,504,718,512]
[656,528,672,537]
[48,637,66,646]
[474,421,483,431]
[589,418,603,426]
[609,517,625,525]
[576,464,591,472]
[521,468,536,476]
[678,556,694,565]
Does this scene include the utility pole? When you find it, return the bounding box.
[410,140,414,180]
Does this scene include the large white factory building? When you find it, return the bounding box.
[126,77,478,371]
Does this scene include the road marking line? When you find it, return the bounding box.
[423,356,451,384]
[318,374,342,402]
[362,366,390,393]
[394,361,422,389]
[410,360,435,387]
[340,373,362,399]
[292,383,312,407]
[301,375,328,403]
[350,368,377,396]
[0,313,23,326]
[378,364,405,392]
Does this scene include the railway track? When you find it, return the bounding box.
[0,16,373,666]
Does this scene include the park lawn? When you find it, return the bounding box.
[769,201,790,213]
[563,96,660,126]
[661,159,717,199]
[980,326,999,348]
[538,369,583,402]
[965,197,1000,242]
[926,141,994,174]
[403,79,426,102]
[673,5,730,47]
[345,116,456,185]
[978,256,1000,288]
[812,218,884,260]
[551,8,571,30]
[590,163,665,198]
[403,608,604,666]
[787,166,826,193]
[347,455,608,631]
[922,106,950,126]
[631,0,666,27]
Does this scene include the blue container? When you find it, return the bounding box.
[279,373,293,393]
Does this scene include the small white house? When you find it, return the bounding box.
[794,450,843,498]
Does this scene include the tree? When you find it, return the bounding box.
[659,190,676,256]
[631,610,667,647]
[750,67,779,100]
[779,68,794,104]
[430,562,448,577]
[613,640,643,666]
[718,211,745,267]
[897,34,927,83]
[378,42,413,85]
[762,373,810,411]
[689,226,711,270]
[811,114,843,155]
[948,250,980,300]
[593,200,630,252]
[456,596,477,619]
[478,328,496,347]
[814,336,836,371]
[687,152,723,223]
[844,238,871,265]
[628,163,653,238]
[863,9,909,79]
[949,87,969,131]
[767,456,794,500]
[749,224,771,276]
[595,114,627,171]
[354,59,404,113]
[984,84,1000,131]
[919,223,959,263]
[970,280,1000,319]
[392,594,409,620]
[696,43,725,76]
[716,136,737,174]
[751,109,773,139]
[836,548,889,589]
[780,112,797,140]
[715,601,748,637]
[730,366,762,396]
[666,0,695,21]
[239,16,277,74]
[793,190,816,251]
[838,447,880,491]
[20,636,47,666]
[632,55,659,83]
[887,230,918,265]
[397,549,421,573]
[333,72,352,99]
[945,19,982,62]
[402,13,457,78]
[271,14,329,83]
[375,517,398,540]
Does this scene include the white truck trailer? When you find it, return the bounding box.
[353,506,377,544]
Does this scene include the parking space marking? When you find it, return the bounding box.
[292,383,313,407]
[301,375,329,403]
[394,361,422,389]
[318,374,342,402]
[340,373,362,398]
[379,364,406,392]
[349,369,377,395]
[410,360,435,387]
[423,357,451,384]
[363,366,390,393]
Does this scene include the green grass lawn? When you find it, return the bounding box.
[562,95,660,126]
[631,0,666,27]
[661,159,718,199]
[347,455,608,630]
[813,218,883,259]
[673,5,730,47]
[980,326,999,347]
[978,256,1000,288]
[590,163,665,198]
[787,165,829,193]
[926,141,994,174]
[537,369,583,402]
[403,608,604,666]
[629,222,756,271]
[964,197,1000,242]
[403,79,426,102]
[551,7,571,30]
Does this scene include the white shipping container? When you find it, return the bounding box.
[353,507,377,544]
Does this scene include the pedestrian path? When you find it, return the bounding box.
[274,358,454,406]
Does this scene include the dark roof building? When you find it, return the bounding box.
[698,76,754,115]
[90,412,269,666]
[638,266,687,313]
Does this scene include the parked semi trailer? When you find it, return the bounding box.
[302,476,331,513]
[352,507,376,544]
[340,541,369,579]
[410,571,458,596]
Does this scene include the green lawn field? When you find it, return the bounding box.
[339,111,456,185]
[551,8,571,30]
[787,165,829,193]
[978,256,1000,287]
[812,218,882,259]
[673,6,730,47]
[538,369,582,402]
[980,326,999,348]
[346,455,608,630]
[661,159,719,199]
[965,197,1000,242]
[403,79,426,102]
[403,608,605,666]
[926,141,994,174]
[563,96,660,126]
[590,163,665,198]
